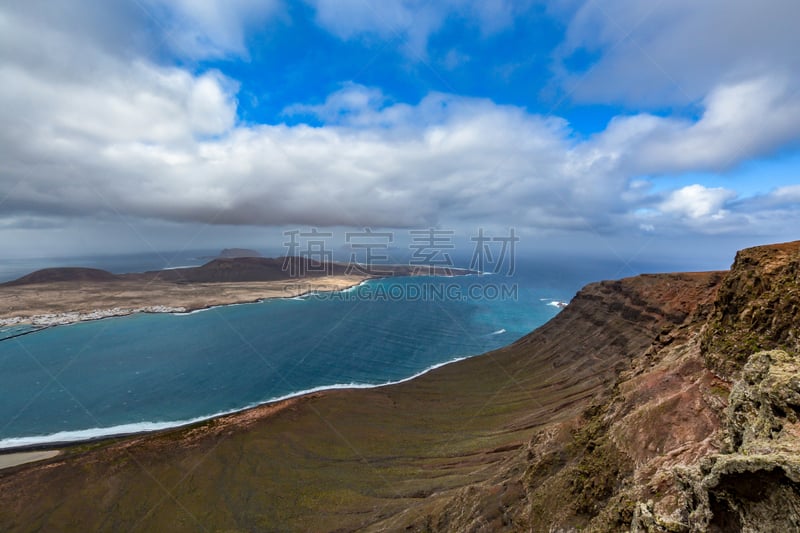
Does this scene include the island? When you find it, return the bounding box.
[0,256,473,328]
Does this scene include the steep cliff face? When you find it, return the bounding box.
[429,273,726,532]
[512,241,800,532]
[703,242,800,379]
[369,273,727,532]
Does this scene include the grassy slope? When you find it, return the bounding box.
[0,273,720,532]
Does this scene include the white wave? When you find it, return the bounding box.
[0,419,215,449]
[547,300,569,308]
[172,307,213,316]
[160,265,198,270]
[171,299,269,316]
[488,328,506,336]
[0,355,470,451]
[339,279,372,294]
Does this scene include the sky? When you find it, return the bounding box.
[1,0,799,270]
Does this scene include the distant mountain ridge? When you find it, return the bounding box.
[2,257,472,286]
[216,248,262,259]
[3,267,119,286]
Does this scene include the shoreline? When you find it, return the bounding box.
[0,305,189,329]
[0,354,472,456]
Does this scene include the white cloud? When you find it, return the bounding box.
[0,52,618,231]
[143,0,283,59]
[770,185,800,203]
[306,0,522,57]
[659,185,735,220]
[0,61,237,145]
[592,77,800,175]
[732,184,800,213]
[556,0,800,106]
[284,83,391,126]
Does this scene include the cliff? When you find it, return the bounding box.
[1,241,799,531]
[702,241,800,379]
[513,241,800,532]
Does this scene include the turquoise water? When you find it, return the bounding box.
[0,275,571,448]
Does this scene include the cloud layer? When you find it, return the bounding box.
[1,0,799,255]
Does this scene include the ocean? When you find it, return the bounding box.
[0,253,654,449]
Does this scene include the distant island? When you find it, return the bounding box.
[0,256,474,328]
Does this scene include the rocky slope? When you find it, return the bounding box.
[513,242,800,532]
[702,241,800,379]
[0,241,798,531]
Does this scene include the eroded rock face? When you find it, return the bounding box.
[637,350,800,532]
[728,350,800,454]
[521,243,800,532]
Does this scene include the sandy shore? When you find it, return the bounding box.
[0,275,369,327]
[0,450,61,470]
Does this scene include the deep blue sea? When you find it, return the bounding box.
[0,253,661,449]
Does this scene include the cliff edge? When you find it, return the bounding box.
[514,241,800,532]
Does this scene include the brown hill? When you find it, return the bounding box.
[126,256,343,283]
[126,257,464,283]
[3,267,120,286]
[217,248,262,258]
[4,257,463,286]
